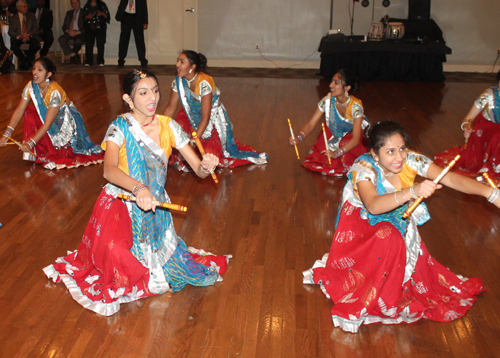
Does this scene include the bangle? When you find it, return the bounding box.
[200,165,210,175]
[488,188,500,203]
[336,147,346,157]
[27,138,36,149]
[3,126,14,138]
[399,189,409,201]
[410,185,418,199]
[394,191,400,205]
[296,134,304,143]
[461,121,470,131]
[132,183,148,196]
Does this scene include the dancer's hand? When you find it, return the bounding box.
[289,136,299,146]
[0,136,8,147]
[201,153,219,174]
[136,189,156,212]
[415,180,442,199]
[19,141,32,152]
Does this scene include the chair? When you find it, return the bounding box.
[15,42,43,70]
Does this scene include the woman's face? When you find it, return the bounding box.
[127,77,160,118]
[32,61,51,85]
[176,53,196,78]
[329,73,350,97]
[371,133,408,174]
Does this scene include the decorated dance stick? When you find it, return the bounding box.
[402,154,461,219]
[483,172,498,189]
[117,194,188,212]
[287,118,300,160]
[191,131,219,184]
[464,118,473,149]
[8,136,37,157]
[321,123,331,165]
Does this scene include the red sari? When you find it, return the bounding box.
[434,113,500,185]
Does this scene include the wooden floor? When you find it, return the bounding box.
[0,72,499,358]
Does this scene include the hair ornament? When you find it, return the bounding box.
[134,69,147,79]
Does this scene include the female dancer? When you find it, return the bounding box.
[289,69,369,176]
[435,70,500,185]
[163,50,268,170]
[83,0,110,66]
[303,121,500,333]
[44,69,230,316]
[0,57,104,169]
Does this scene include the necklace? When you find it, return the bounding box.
[336,95,351,107]
[40,82,50,97]
[384,171,394,179]
[186,73,197,87]
[142,115,156,128]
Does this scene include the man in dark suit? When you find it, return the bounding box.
[115,0,148,68]
[8,0,40,70]
[58,0,84,64]
[32,0,52,57]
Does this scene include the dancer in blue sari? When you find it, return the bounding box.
[0,57,103,169]
[44,69,230,315]
[164,50,267,170]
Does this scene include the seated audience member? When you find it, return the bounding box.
[0,35,13,74]
[32,0,52,57]
[58,0,84,64]
[8,0,40,70]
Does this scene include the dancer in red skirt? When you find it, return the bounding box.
[0,57,104,169]
[163,50,267,170]
[304,121,500,332]
[435,70,500,185]
[289,69,370,176]
[44,69,230,315]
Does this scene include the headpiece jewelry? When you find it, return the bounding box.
[134,69,147,79]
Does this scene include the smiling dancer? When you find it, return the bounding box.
[0,57,103,169]
[44,69,230,315]
[304,121,500,332]
[164,50,267,170]
[289,69,370,176]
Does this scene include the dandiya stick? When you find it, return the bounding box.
[287,118,300,160]
[8,136,37,157]
[483,172,498,189]
[117,194,187,212]
[321,123,331,165]
[402,154,460,219]
[191,131,219,184]
[464,118,473,149]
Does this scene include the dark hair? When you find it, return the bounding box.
[122,69,159,109]
[366,121,412,155]
[336,68,359,93]
[34,57,56,77]
[181,50,208,74]
[497,70,500,82]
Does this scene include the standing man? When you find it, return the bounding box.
[32,0,53,57]
[115,0,147,68]
[8,0,40,70]
[58,0,84,64]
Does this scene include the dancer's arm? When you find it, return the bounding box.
[103,141,157,211]
[328,116,363,159]
[178,144,219,179]
[289,108,324,146]
[163,89,180,119]
[461,103,482,139]
[18,106,60,152]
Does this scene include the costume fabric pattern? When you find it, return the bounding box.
[171,73,268,169]
[301,94,370,176]
[43,114,230,316]
[435,86,500,185]
[22,80,104,169]
[303,152,485,332]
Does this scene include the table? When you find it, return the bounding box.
[318,20,452,82]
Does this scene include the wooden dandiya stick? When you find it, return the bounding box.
[287,118,300,160]
[191,131,219,184]
[8,136,37,157]
[402,154,461,219]
[117,194,187,212]
[483,172,498,189]
[464,118,473,149]
[321,122,331,165]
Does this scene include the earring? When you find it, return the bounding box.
[189,69,192,74]
[344,90,349,97]
[46,78,50,83]
[130,104,134,110]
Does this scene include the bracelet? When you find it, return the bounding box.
[2,126,14,138]
[132,183,149,196]
[399,189,409,201]
[409,185,419,199]
[461,120,472,131]
[336,147,346,157]
[296,134,304,143]
[27,138,36,149]
[394,191,400,205]
[488,188,500,203]
[200,165,211,175]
